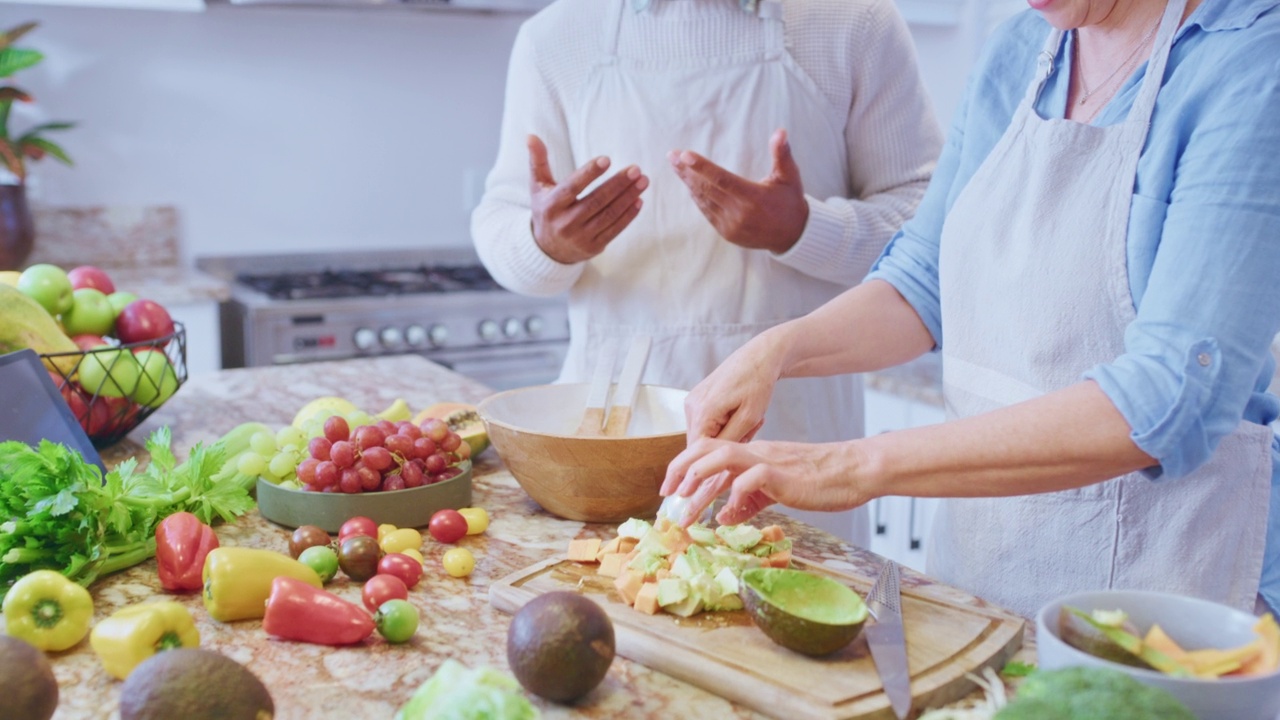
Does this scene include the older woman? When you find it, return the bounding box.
[662,0,1280,618]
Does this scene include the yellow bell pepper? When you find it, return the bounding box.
[2,569,94,651]
[202,547,322,622]
[89,601,200,680]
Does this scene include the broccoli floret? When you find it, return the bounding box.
[994,667,1195,720]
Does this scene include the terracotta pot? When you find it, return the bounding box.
[0,183,34,271]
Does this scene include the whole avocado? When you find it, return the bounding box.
[994,666,1195,720]
[506,591,615,703]
[0,635,59,720]
[119,648,274,720]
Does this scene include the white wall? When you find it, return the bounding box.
[3,1,1001,262]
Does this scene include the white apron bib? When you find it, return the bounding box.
[928,0,1271,616]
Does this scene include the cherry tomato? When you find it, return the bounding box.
[457,507,489,535]
[338,535,382,581]
[380,528,423,555]
[377,552,424,589]
[428,509,468,544]
[297,545,339,583]
[374,599,419,644]
[377,523,398,543]
[339,516,378,542]
[288,525,332,558]
[442,547,475,577]
[362,573,409,612]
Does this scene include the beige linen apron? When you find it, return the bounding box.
[928,0,1271,616]
[565,0,869,542]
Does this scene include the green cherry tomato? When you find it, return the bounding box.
[297,545,339,583]
[374,599,419,644]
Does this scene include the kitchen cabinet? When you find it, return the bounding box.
[865,386,945,574]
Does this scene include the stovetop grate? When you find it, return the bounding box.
[236,264,502,301]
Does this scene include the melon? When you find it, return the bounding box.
[412,401,490,457]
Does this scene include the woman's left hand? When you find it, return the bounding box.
[669,128,808,254]
[662,437,868,527]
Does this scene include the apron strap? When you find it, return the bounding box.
[760,0,784,60]
[604,0,627,59]
[1128,0,1189,127]
[1024,28,1064,115]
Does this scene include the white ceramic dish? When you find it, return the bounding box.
[1036,589,1280,720]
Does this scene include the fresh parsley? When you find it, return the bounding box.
[0,427,254,601]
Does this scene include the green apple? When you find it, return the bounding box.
[76,348,142,399]
[62,288,116,337]
[131,349,179,407]
[17,263,74,316]
[107,291,138,317]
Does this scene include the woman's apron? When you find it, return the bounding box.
[566,0,870,543]
[928,0,1272,616]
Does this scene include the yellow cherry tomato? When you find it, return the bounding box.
[442,548,475,578]
[398,548,424,565]
[457,507,489,535]
[377,523,398,543]
[380,528,422,555]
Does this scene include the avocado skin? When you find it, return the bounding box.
[739,569,867,657]
[507,591,616,703]
[0,635,59,720]
[119,648,274,720]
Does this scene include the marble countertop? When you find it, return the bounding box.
[49,355,1031,719]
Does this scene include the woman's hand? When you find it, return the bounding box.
[527,134,649,264]
[668,128,808,254]
[681,329,790,446]
[661,438,868,527]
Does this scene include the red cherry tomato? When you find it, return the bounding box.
[377,553,424,589]
[362,574,409,613]
[339,516,378,542]
[428,509,468,544]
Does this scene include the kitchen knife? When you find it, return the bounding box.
[574,345,617,436]
[603,335,651,437]
[865,558,912,720]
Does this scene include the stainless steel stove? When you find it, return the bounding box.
[197,248,570,391]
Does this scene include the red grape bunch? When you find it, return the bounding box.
[295,415,471,493]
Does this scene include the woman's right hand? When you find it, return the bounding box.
[527,134,648,264]
[677,328,790,448]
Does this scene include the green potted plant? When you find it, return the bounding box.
[0,21,74,270]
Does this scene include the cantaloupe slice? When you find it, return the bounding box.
[634,582,661,615]
[1239,614,1280,676]
[596,537,623,560]
[567,538,602,563]
[1143,624,1188,660]
[765,549,792,568]
[760,525,785,543]
[598,553,628,578]
[614,569,645,606]
[1184,641,1263,678]
[617,536,639,555]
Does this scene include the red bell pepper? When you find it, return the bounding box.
[155,511,219,592]
[263,576,374,646]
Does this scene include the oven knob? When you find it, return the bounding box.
[380,326,403,349]
[525,315,544,337]
[405,324,427,347]
[478,319,501,342]
[354,327,378,351]
[502,317,522,338]
[428,324,449,347]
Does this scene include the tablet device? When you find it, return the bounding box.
[0,348,106,472]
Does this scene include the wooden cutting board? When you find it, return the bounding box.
[490,555,1024,720]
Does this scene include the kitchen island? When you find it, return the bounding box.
[50,355,1030,719]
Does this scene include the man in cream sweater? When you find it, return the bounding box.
[471,0,942,545]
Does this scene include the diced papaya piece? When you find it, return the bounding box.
[596,536,623,560]
[634,581,661,615]
[598,553,628,578]
[1143,624,1188,660]
[1240,614,1280,676]
[567,538,602,563]
[614,569,645,606]
[617,536,639,555]
[760,525,785,543]
[654,569,671,581]
[1184,640,1263,678]
[765,549,792,568]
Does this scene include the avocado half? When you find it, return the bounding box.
[739,567,869,657]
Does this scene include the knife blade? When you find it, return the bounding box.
[865,558,912,720]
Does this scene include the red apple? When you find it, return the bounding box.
[67,266,116,295]
[115,299,175,345]
[72,334,108,351]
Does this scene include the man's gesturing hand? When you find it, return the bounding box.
[528,134,649,264]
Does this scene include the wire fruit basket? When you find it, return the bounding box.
[40,322,188,448]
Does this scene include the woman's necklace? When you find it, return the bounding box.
[1076,19,1160,107]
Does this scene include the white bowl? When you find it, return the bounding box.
[1037,590,1280,720]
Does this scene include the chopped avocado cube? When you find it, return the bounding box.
[716,524,763,553]
[657,577,690,607]
[617,518,652,540]
[670,553,695,581]
[628,551,667,577]
[664,595,703,617]
[686,524,718,546]
[714,566,740,597]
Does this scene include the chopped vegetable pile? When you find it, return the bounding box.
[0,428,255,601]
